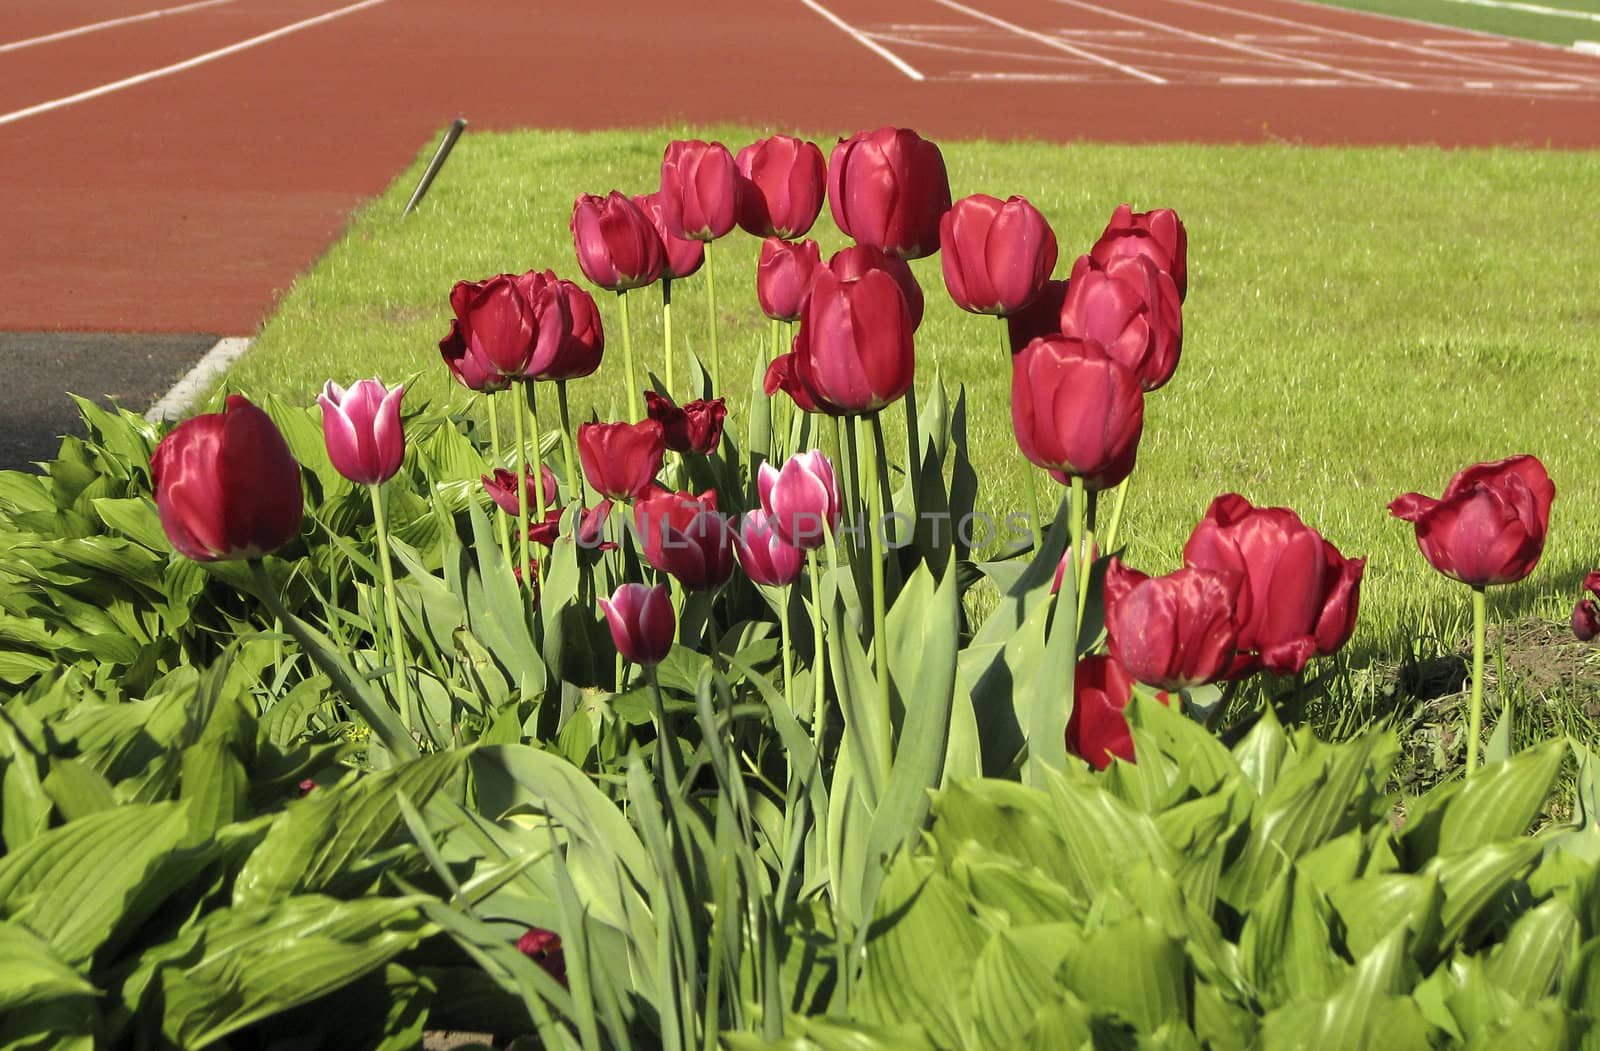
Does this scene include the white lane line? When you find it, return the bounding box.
[926,0,1169,82]
[145,337,253,422]
[0,0,237,54]
[1444,0,1600,22]
[797,0,926,80]
[1047,0,1414,87]
[0,0,391,128]
[1157,0,1600,84]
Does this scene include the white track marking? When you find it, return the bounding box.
[797,0,926,80]
[145,338,253,422]
[0,0,236,54]
[1156,0,1600,84]
[926,0,1169,82]
[1047,0,1415,87]
[1443,0,1600,22]
[0,0,391,128]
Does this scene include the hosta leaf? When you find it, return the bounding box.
[1046,773,1176,902]
[1430,837,1545,947]
[1258,929,1431,1050]
[92,496,166,550]
[930,780,1079,904]
[1060,914,1189,1033]
[1328,871,1444,964]
[0,920,96,1011]
[1489,897,1580,1005]
[1433,739,1566,855]
[969,926,1078,1051]
[41,757,118,820]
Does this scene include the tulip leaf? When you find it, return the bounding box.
[465,501,547,695]
[1022,590,1074,787]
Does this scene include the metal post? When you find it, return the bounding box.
[403,118,467,215]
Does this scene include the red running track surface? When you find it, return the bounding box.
[3,0,1598,333]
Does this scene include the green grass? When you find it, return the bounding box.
[222,125,1600,680]
[1303,0,1600,48]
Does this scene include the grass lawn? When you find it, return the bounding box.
[1303,0,1600,47]
[221,125,1600,756]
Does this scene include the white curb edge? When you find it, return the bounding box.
[144,336,254,422]
[1575,41,1600,55]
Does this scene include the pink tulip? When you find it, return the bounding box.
[828,127,951,260]
[1011,336,1144,491]
[1090,204,1189,301]
[1059,254,1182,392]
[318,379,405,486]
[757,451,841,550]
[571,192,665,291]
[826,244,924,331]
[599,582,675,666]
[733,510,807,587]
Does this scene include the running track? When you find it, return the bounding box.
[2,0,1598,337]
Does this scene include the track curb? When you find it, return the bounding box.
[144,336,253,422]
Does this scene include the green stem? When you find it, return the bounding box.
[511,395,533,598]
[780,582,796,711]
[862,413,892,777]
[1076,487,1098,629]
[1102,476,1130,556]
[1467,586,1488,775]
[903,383,921,510]
[368,483,412,733]
[526,382,548,593]
[662,277,674,398]
[556,380,580,512]
[619,289,640,420]
[487,392,512,569]
[809,553,827,757]
[705,239,720,395]
[770,317,786,459]
[1069,477,1086,624]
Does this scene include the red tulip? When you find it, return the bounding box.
[150,395,304,562]
[633,192,704,280]
[758,450,841,550]
[778,268,915,416]
[827,244,924,331]
[1006,278,1068,354]
[733,510,807,587]
[1090,204,1189,301]
[1103,558,1242,691]
[440,319,511,393]
[1059,254,1182,392]
[527,507,566,548]
[578,500,615,551]
[757,238,822,322]
[482,466,559,517]
[736,135,827,239]
[644,393,726,455]
[632,488,734,591]
[516,927,568,987]
[571,192,665,291]
[1573,599,1600,642]
[530,277,606,381]
[448,272,555,383]
[1388,456,1555,588]
[659,139,739,242]
[1183,494,1365,677]
[319,379,405,486]
[762,352,823,414]
[939,193,1058,317]
[1069,655,1172,770]
[599,583,675,666]
[1011,336,1144,491]
[578,420,666,500]
[828,127,951,260]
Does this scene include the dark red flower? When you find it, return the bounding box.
[482,466,560,517]
[578,420,666,501]
[571,192,665,291]
[782,268,915,416]
[1573,599,1600,642]
[1389,456,1555,588]
[644,393,726,456]
[1006,279,1068,354]
[516,927,569,987]
[1103,559,1242,691]
[939,193,1058,317]
[660,139,739,242]
[447,271,559,383]
[1059,254,1182,392]
[632,488,734,591]
[440,319,511,393]
[633,191,705,280]
[1011,336,1144,491]
[1068,655,1172,770]
[828,127,951,260]
[826,244,924,331]
[757,238,822,322]
[736,135,827,239]
[1090,204,1189,301]
[530,276,606,381]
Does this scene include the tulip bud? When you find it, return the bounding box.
[827,244,924,331]
[757,451,841,550]
[1574,599,1600,642]
[733,510,807,587]
[1389,456,1555,588]
[481,466,560,517]
[1011,336,1144,491]
[599,582,675,666]
[736,135,827,239]
[787,268,915,416]
[1183,494,1365,677]
[318,379,405,486]
[829,127,952,260]
[632,489,735,591]
[633,192,705,280]
[571,192,665,291]
[150,395,304,562]
[1103,559,1242,691]
[1069,655,1172,770]
[1090,203,1189,301]
[756,238,822,322]
[644,393,726,456]
[659,139,739,242]
[578,420,666,501]
[939,193,1058,317]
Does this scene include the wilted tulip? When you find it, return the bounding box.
[1090,204,1189,301]
[633,192,705,280]
[1103,559,1242,691]
[150,395,304,562]
[599,582,675,666]
[1006,279,1068,354]
[1573,599,1599,642]
[757,238,822,322]
[660,139,739,242]
[1183,494,1365,677]
[482,465,560,517]
[1011,336,1144,491]
[529,277,606,381]
[632,488,735,591]
[758,450,841,550]
[736,135,827,239]
[777,268,915,416]
[440,319,511,393]
[1388,455,1555,588]
[827,244,924,331]
[828,127,951,260]
[733,510,807,587]
[1069,655,1172,770]
[645,393,726,455]
[939,194,1058,317]
[578,420,666,500]
[1059,254,1182,392]
[319,379,405,486]
[516,927,568,987]
[571,192,665,291]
